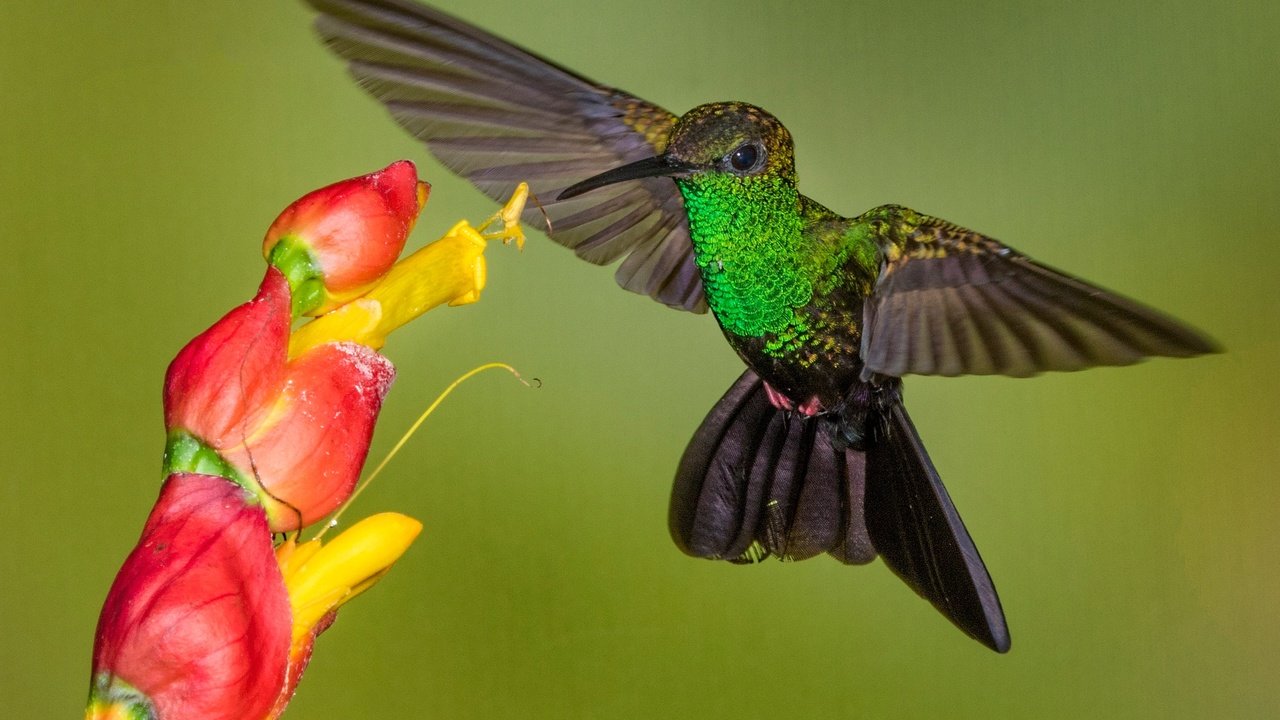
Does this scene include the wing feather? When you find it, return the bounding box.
[861,207,1217,378]
[305,0,707,311]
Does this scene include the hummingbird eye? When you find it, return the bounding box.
[727,142,763,173]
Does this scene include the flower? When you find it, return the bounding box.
[89,163,526,719]
[163,267,396,531]
[263,160,428,316]
[290,218,505,355]
[269,513,422,718]
[86,474,420,720]
[163,166,528,531]
[289,179,529,356]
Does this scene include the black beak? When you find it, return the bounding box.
[558,155,696,200]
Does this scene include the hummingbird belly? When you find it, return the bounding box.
[728,301,868,415]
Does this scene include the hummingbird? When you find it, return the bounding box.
[304,0,1217,652]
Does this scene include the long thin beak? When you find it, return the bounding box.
[558,155,696,200]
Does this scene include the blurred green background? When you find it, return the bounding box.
[2,1,1277,717]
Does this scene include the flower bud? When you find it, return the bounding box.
[263,160,429,316]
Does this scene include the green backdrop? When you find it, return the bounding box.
[3,1,1277,717]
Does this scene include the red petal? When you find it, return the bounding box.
[226,343,395,531]
[91,473,291,720]
[164,269,290,446]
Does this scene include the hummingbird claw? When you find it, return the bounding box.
[763,382,795,411]
[795,396,825,416]
[763,381,824,416]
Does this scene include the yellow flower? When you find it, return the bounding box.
[290,182,528,357]
[268,513,423,720]
[276,513,423,652]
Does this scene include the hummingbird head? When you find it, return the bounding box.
[665,102,795,181]
[558,102,795,199]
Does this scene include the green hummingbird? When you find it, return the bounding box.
[304,0,1217,652]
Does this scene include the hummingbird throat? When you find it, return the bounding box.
[675,174,813,340]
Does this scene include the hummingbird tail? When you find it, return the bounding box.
[670,370,1011,652]
[864,401,1011,652]
[669,369,876,565]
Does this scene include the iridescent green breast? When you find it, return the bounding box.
[677,174,814,337]
[678,176,879,403]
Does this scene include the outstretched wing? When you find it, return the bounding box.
[859,206,1218,378]
[305,0,705,311]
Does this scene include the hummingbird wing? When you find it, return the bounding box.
[858,206,1218,378]
[304,0,706,312]
[670,370,876,565]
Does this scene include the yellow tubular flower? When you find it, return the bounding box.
[289,182,528,358]
[276,512,424,653]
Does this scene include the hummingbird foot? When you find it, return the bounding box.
[476,182,529,250]
[762,381,824,417]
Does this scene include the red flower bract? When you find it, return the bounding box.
[163,267,396,531]
[164,269,290,448]
[263,160,428,314]
[89,473,290,720]
[223,340,395,529]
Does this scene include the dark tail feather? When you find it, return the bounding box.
[669,370,874,564]
[670,371,1008,652]
[865,402,1011,653]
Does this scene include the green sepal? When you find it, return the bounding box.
[86,674,156,720]
[266,235,326,317]
[162,430,259,505]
